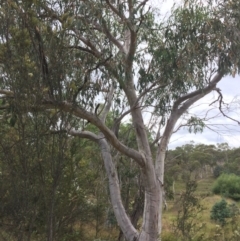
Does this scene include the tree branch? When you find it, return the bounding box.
[113,82,166,131]
[173,72,224,110]
[100,84,114,123]
[0,89,14,97]
[214,88,240,125]
[100,18,125,53]
[67,45,96,55]
[0,90,144,165]
[178,72,223,114]
[0,105,10,110]
[75,15,125,53]
[68,129,100,142]
[128,0,134,19]
[105,0,126,22]
[43,100,145,166]
[160,72,224,148]
[135,0,149,12]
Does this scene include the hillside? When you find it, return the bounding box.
[162,177,240,240]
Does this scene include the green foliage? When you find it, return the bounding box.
[187,117,205,134]
[212,174,240,201]
[173,180,206,241]
[210,199,231,226]
[213,165,225,178]
[0,112,110,241]
[161,232,178,241]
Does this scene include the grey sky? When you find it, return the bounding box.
[169,76,240,149]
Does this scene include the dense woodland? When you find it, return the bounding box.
[0,0,240,240]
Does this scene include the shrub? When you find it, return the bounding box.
[210,199,231,226]
[212,174,240,201]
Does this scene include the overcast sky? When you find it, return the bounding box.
[168,76,240,149]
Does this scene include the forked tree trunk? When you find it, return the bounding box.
[67,73,223,241]
[99,133,161,241]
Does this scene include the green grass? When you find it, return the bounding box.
[162,177,240,239]
[196,177,215,194]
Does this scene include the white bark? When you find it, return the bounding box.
[155,72,224,237]
[155,113,179,235]
[122,69,164,240]
[98,135,139,241]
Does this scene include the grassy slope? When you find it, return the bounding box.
[162,177,240,239]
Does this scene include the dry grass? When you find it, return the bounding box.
[162,177,240,239]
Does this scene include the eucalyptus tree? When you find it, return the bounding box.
[1,0,240,240]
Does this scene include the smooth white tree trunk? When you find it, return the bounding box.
[98,134,139,241]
